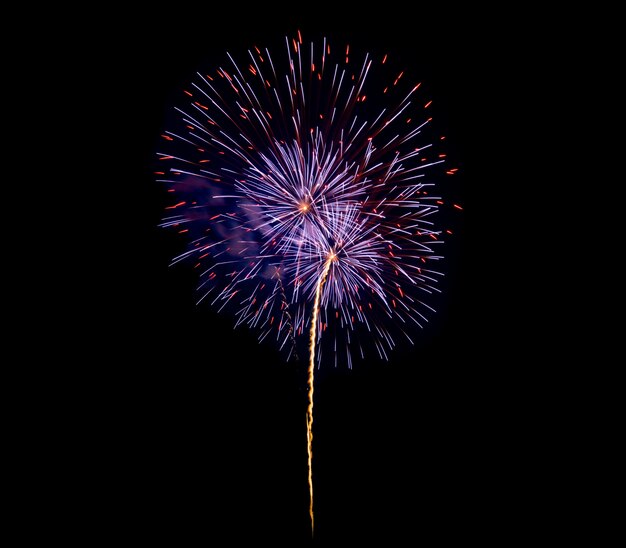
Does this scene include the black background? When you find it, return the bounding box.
[48,9,564,545]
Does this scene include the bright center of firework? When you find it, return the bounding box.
[298,201,310,214]
[328,249,338,262]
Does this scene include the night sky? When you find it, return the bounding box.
[80,9,548,545]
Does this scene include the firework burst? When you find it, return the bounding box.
[156,30,460,535]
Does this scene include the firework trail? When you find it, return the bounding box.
[306,253,333,534]
[156,30,460,536]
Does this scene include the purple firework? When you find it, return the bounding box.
[156,30,460,368]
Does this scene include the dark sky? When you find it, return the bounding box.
[82,10,545,545]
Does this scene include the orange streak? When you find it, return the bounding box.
[165,201,185,210]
